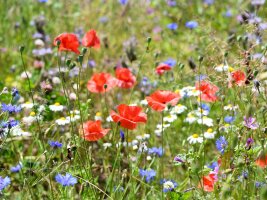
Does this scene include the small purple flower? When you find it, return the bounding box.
[185,21,198,29]
[201,103,210,112]
[224,116,235,123]
[246,138,254,149]
[251,0,265,6]
[215,136,228,154]
[120,130,125,142]
[0,176,11,191]
[208,161,219,171]
[49,141,63,148]
[148,147,163,157]
[244,116,259,129]
[167,0,176,6]
[139,169,156,183]
[55,173,77,186]
[224,9,232,17]
[1,120,19,129]
[203,0,214,5]
[173,156,185,163]
[195,74,207,81]
[119,0,127,5]
[167,23,178,30]
[10,163,22,173]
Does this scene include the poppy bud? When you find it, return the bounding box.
[104,84,108,89]
[78,55,83,64]
[146,37,152,44]
[154,52,159,58]
[188,58,196,70]
[179,63,185,70]
[224,52,228,58]
[19,46,25,53]
[198,55,204,62]
[82,47,87,55]
[56,40,61,47]
[70,63,76,69]
[237,35,242,42]
[66,59,71,67]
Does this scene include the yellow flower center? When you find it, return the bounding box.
[167,115,172,118]
[96,112,102,117]
[30,112,35,116]
[207,128,213,133]
[192,134,199,138]
[175,89,180,94]
[54,102,60,106]
[177,104,182,107]
[228,67,234,72]
[225,124,230,127]
[26,101,31,104]
[60,117,66,120]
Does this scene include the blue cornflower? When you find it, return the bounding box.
[119,0,127,5]
[201,103,210,112]
[208,161,219,170]
[148,147,163,157]
[195,74,207,81]
[10,163,22,173]
[1,120,19,129]
[11,88,20,102]
[49,141,63,148]
[255,181,266,188]
[88,60,96,68]
[99,16,109,24]
[39,0,48,2]
[185,21,198,29]
[139,169,156,183]
[120,130,125,142]
[161,179,178,192]
[215,136,228,154]
[224,9,232,17]
[167,23,178,30]
[167,0,176,6]
[55,173,77,186]
[1,103,21,114]
[0,176,11,191]
[163,58,176,67]
[224,116,235,123]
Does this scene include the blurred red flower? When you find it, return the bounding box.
[87,73,117,93]
[201,172,217,192]
[146,90,181,112]
[81,120,110,141]
[230,70,246,86]
[82,29,100,49]
[54,33,80,54]
[116,68,136,89]
[111,104,147,130]
[196,81,219,102]
[255,155,267,168]
[155,64,171,75]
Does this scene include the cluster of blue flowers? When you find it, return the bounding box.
[139,169,156,183]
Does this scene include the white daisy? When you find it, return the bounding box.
[197,116,213,127]
[170,104,187,115]
[214,64,229,72]
[106,115,113,122]
[164,114,177,123]
[103,143,112,149]
[136,134,150,140]
[49,102,64,112]
[21,102,34,109]
[204,128,216,139]
[187,134,203,144]
[223,104,239,111]
[22,112,42,125]
[184,113,197,124]
[140,99,148,105]
[94,112,102,121]
[55,117,70,126]
[10,126,31,137]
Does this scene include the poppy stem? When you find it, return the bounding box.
[161,111,164,200]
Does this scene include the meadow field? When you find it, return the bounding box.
[0,0,267,199]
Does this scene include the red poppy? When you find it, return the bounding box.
[201,172,217,192]
[146,90,181,112]
[87,73,117,93]
[53,33,80,54]
[115,68,136,89]
[82,29,100,49]
[110,104,147,130]
[81,120,110,141]
[230,70,246,86]
[195,81,219,102]
[155,64,172,75]
[255,155,267,168]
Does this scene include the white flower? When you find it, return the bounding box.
[49,103,64,112]
[195,108,209,117]
[219,123,237,133]
[140,99,148,105]
[133,145,138,150]
[21,71,32,79]
[223,104,239,111]
[21,102,34,109]
[163,181,175,191]
[156,123,170,129]
[55,117,70,126]
[106,115,113,122]
[34,39,44,47]
[214,64,229,72]
[136,134,150,141]
[103,143,112,149]
[22,112,42,125]
[187,134,203,144]
[204,128,216,139]
[52,77,61,85]
[69,93,77,100]
[38,105,45,113]
[10,126,31,137]
[184,113,197,124]
[66,112,80,122]
[163,114,177,123]
[179,86,200,97]
[197,116,213,127]
[170,104,187,115]
[146,155,152,161]
[94,112,102,121]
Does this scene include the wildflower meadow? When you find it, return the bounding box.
[1,0,267,199]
